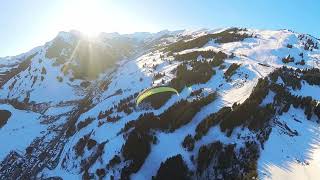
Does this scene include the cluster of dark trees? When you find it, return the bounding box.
[0,53,37,88]
[154,154,190,180]
[121,128,153,180]
[219,67,320,136]
[299,52,304,58]
[105,115,121,123]
[304,39,319,51]
[298,34,319,51]
[295,59,305,66]
[95,168,106,179]
[282,55,295,64]
[197,141,223,174]
[190,77,272,147]
[270,67,301,90]
[8,79,17,90]
[74,133,98,169]
[120,93,216,178]
[81,141,107,179]
[41,67,47,75]
[301,68,320,85]
[123,93,217,134]
[122,66,320,179]
[116,94,136,114]
[196,140,259,179]
[120,114,157,178]
[169,61,216,92]
[0,110,11,128]
[217,78,271,133]
[271,66,320,88]
[195,107,232,140]
[270,83,319,120]
[214,28,253,44]
[287,44,293,48]
[97,93,138,121]
[153,72,165,80]
[165,28,252,53]
[74,133,91,157]
[159,93,216,132]
[56,76,63,82]
[193,67,320,144]
[97,108,113,120]
[107,155,121,169]
[258,63,270,67]
[190,88,203,97]
[182,134,195,151]
[224,63,241,80]
[98,66,320,179]
[121,113,158,133]
[1,98,40,113]
[174,50,227,63]
[87,139,97,150]
[167,49,229,93]
[77,117,94,131]
[99,79,111,91]
[31,75,38,88]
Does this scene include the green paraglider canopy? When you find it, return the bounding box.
[136,86,179,106]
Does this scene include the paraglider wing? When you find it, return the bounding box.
[136,87,179,106]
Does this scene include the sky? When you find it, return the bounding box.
[0,0,319,57]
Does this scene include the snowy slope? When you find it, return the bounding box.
[259,106,320,180]
[0,104,44,161]
[0,27,320,180]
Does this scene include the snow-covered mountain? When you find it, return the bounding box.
[0,27,320,180]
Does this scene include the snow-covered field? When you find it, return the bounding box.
[259,106,320,180]
[0,104,45,161]
[0,28,320,179]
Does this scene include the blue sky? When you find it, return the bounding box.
[1,0,319,57]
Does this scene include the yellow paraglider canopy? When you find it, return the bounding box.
[136,86,179,106]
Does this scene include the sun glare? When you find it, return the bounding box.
[60,0,154,37]
[64,0,106,37]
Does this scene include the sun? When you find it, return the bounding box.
[64,0,105,37]
[61,0,144,36]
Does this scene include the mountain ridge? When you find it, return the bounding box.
[0,27,320,180]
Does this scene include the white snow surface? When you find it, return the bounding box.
[259,106,320,180]
[0,28,320,179]
[0,104,45,161]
